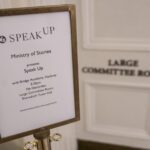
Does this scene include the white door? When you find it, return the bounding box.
[77,0,150,149]
[1,0,150,150]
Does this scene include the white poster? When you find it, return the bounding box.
[0,11,76,138]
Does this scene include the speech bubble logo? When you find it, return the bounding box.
[0,35,6,44]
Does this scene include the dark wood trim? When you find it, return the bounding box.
[78,140,146,150]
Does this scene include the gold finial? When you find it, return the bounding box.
[50,133,62,142]
[24,140,38,150]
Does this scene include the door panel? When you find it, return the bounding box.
[82,0,150,51]
[77,0,150,149]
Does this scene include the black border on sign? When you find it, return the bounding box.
[0,4,79,143]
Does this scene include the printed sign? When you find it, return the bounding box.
[0,5,79,143]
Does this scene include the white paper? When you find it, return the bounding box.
[0,12,75,138]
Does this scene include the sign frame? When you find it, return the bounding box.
[0,4,79,143]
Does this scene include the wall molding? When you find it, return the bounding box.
[84,79,150,140]
[0,0,69,8]
[0,0,12,8]
[82,0,150,51]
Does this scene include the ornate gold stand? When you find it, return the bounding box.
[24,129,62,150]
[34,129,51,150]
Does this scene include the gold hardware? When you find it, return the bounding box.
[24,140,38,150]
[24,133,62,150]
[50,133,62,142]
